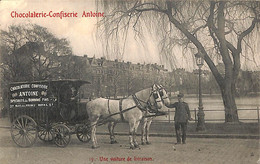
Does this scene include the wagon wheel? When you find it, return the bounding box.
[76,124,91,143]
[52,124,71,147]
[38,124,54,142]
[10,115,38,147]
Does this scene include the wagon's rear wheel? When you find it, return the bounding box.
[52,124,71,147]
[10,115,38,147]
[38,124,54,142]
[76,124,91,143]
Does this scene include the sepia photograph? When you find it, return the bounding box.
[0,0,259,163]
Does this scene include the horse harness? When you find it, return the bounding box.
[156,84,169,104]
[105,86,162,122]
[105,99,136,122]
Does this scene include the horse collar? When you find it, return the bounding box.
[132,94,147,111]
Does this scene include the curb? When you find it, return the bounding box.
[96,132,259,139]
[1,126,258,139]
[1,119,258,140]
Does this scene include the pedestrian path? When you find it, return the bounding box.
[96,121,259,139]
[0,131,258,164]
[0,117,10,128]
[1,117,259,139]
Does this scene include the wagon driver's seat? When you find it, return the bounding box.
[59,85,77,121]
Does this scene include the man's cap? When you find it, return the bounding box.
[177,93,184,98]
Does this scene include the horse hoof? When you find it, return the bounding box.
[130,146,136,150]
[146,142,151,145]
[110,140,118,144]
[134,144,139,148]
[91,145,100,149]
[141,142,146,145]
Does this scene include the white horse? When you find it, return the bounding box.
[86,84,164,149]
[107,84,171,146]
[141,85,171,145]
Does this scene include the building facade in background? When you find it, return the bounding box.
[59,55,169,99]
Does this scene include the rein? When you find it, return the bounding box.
[98,85,163,125]
[144,111,168,118]
[132,86,162,113]
[132,94,147,112]
[144,85,170,115]
[96,101,137,126]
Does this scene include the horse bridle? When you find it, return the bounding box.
[155,84,169,105]
[132,85,162,112]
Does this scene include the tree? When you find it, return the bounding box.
[1,24,72,81]
[1,42,45,81]
[58,55,87,79]
[0,24,73,113]
[97,0,260,122]
[123,68,135,96]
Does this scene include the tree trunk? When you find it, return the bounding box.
[166,8,240,122]
[220,81,239,122]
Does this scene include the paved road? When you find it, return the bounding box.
[0,126,259,164]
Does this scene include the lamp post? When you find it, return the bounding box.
[195,53,206,131]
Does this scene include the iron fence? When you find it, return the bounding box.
[155,107,260,123]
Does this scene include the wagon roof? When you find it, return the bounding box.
[9,79,91,87]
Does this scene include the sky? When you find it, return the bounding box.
[0,0,259,71]
[0,0,168,69]
[0,0,101,55]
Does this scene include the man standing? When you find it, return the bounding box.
[165,93,192,144]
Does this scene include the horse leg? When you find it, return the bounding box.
[90,123,97,148]
[108,122,118,144]
[133,121,140,148]
[145,118,152,145]
[129,121,135,149]
[108,122,113,143]
[141,118,147,145]
[111,122,118,143]
[90,118,99,149]
[93,123,98,147]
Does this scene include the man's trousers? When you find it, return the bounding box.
[175,122,187,143]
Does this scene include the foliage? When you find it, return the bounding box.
[0,24,73,113]
[0,24,73,81]
[96,0,260,122]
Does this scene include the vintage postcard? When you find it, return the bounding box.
[0,0,259,164]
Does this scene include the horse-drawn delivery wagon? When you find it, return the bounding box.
[9,79,91,148]
[9,79,170,149]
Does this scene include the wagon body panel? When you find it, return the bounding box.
[8,79,91,147]
[9,81,57,123]
[9,79,90,123]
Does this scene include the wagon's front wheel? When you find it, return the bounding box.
[38,123,54,142]
[76,124,91,143]
[10,115,38,147]
[52,124,71,147]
